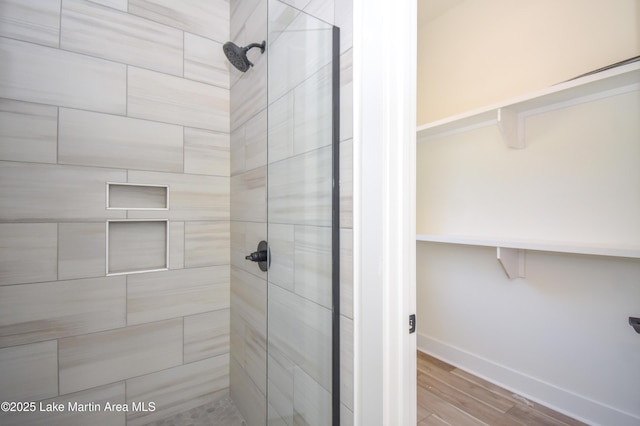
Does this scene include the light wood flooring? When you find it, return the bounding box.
[417,351,588,426]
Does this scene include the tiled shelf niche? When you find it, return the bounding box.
[106,220,169,276]
[106,182,169,210]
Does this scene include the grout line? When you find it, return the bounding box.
[57,338,60,397]
[58,0,63,48]
[56,222,60,282]
[125,65,128,117]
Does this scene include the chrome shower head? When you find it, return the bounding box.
[223,40,266,72]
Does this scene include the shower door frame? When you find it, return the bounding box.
[330,25,341,426]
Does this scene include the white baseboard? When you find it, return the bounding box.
[417,333,640,426]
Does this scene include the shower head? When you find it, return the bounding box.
[223,40,266,72]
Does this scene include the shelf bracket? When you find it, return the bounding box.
[497,107,525,149]
[497,247,525,279]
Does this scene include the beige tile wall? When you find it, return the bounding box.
[1,0,353,424]
[0,1,231,425]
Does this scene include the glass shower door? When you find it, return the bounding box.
[265,1,339,424]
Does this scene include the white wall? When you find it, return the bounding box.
[417,243,640,425]
[416,1,640,424]
[417,0,640,123]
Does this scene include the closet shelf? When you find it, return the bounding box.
[416,234,640,259]
[416,61,640,148]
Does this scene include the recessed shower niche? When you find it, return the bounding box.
[106,182,169,210]
[106,220,168,275]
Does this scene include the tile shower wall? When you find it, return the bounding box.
[229,0,353,425]
[0,1,231,425]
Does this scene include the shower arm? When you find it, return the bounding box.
[244,42,266,54]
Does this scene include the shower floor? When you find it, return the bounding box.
[143,394,246,426]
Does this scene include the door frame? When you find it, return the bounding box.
[352,0,417,425]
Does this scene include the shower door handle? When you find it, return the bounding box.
[245,240,270,271]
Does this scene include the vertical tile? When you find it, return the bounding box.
[340,228,353,319]
[128,66,230,132]
[230,266,267,398]
[244,108,268,170]
[244,0,267,51]
[59,318,183,394]
[0,0,61,47]
[230,52,267,131]
[340,139,353,229]
[267,8,332,103]
[0,276,126,348]
[184,309,230,363]
[0,223,57,286]
[230,266,266,340]
[268,403,290,426]
[184,33,229,88]
[268,146,332,226]
[335,0,353,54]
[294,225,332,309]
[0,162,127,221]
[231,125,246,175]
[268,284,332,391]
[127,266,230,325]
[184,127,230,177]
[0,99,57,164]
[169,221,185,270]
[340,48,354,142]
[126,171,229,221]
[126,355,229,426]
[267,223,295,292]
[294,64,332,155]
[185,221,231,268]
[340,404,354,426]
[0,382,126,426]
[0,341,57,401]
[61,0,183,76]
[230,0,263,45]
[59,108,184,173]
[0,37,126,114]
[340,316,354,411]
[230,108,267,175]
[230,355,266,426]
[293,366,331,426]
[231,166,266,223]
[58,222,106,280]
[268,91,294,164]
[129,0,230,42]
[267,344,294,425]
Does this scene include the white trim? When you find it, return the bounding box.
[417,333,640,426]
[353,0,417,424]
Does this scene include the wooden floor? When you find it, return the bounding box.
[417,351,588,426]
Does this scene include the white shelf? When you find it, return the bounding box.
[416,234,640,259]
[416,61,640,148]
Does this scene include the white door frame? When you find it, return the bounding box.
[352,0,417,424]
